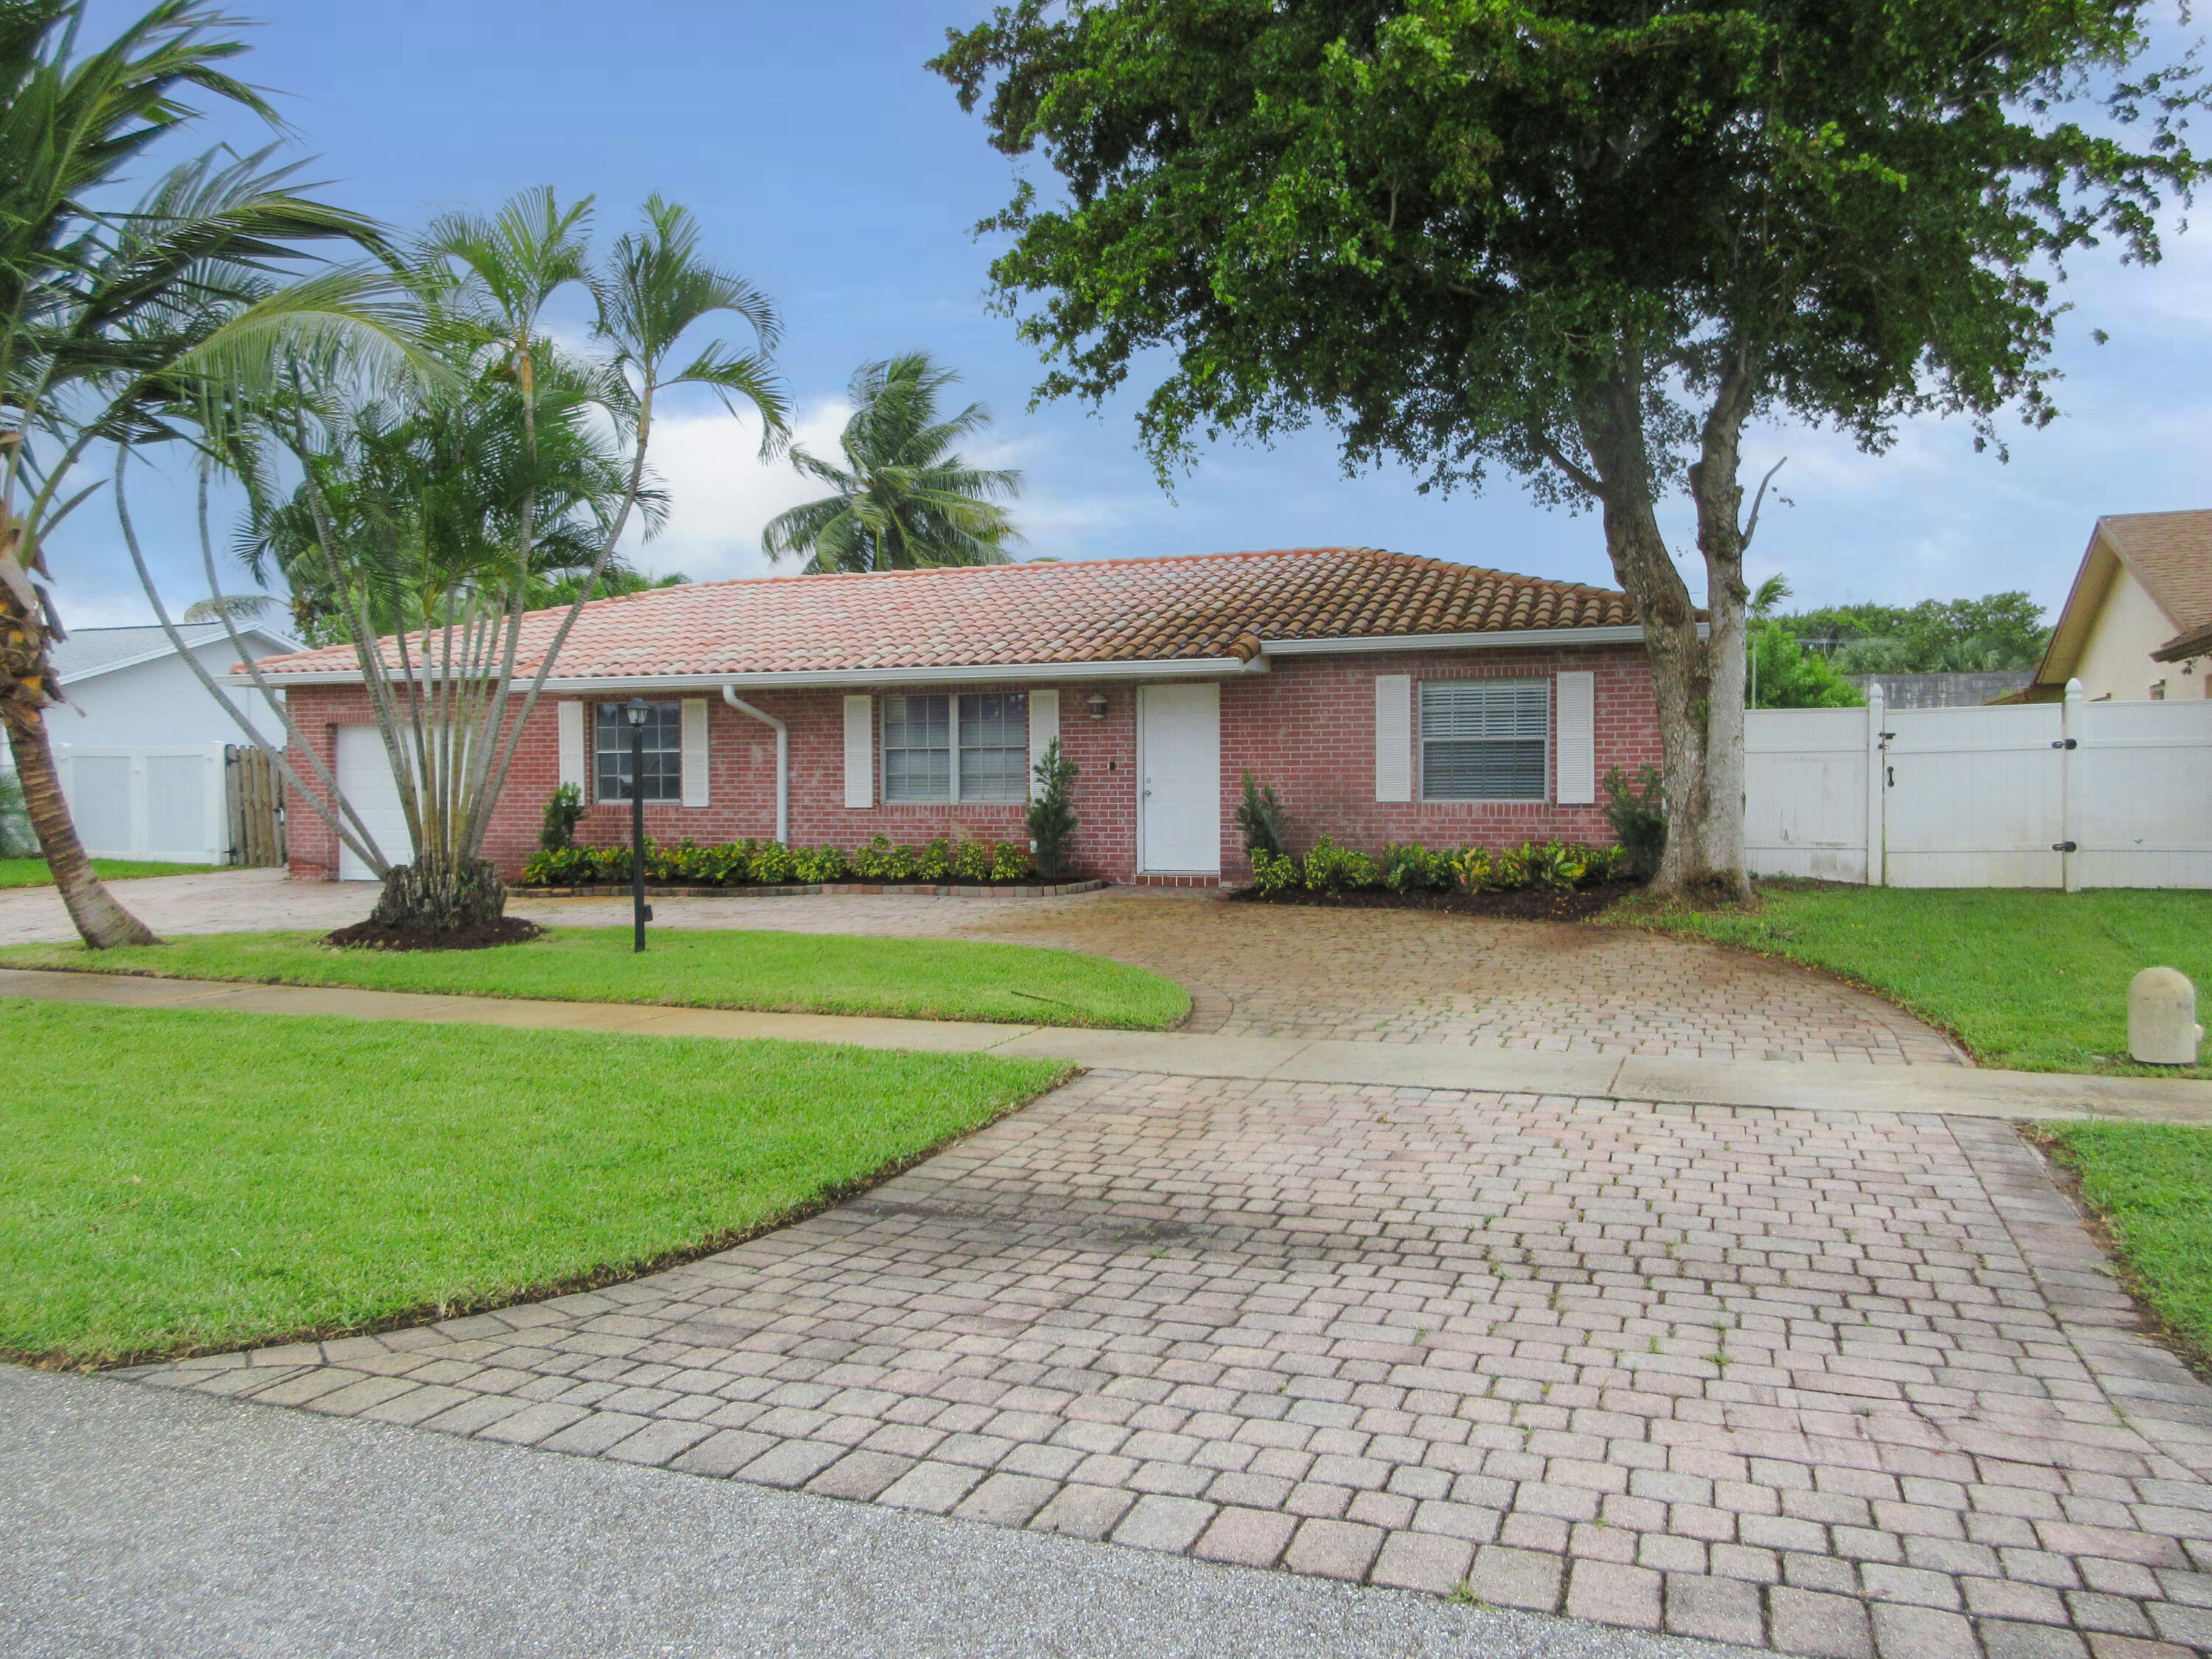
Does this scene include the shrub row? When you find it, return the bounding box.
[1248,836,1631,897]
[521,833,1038,889]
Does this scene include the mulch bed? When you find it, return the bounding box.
[323,917,546,952]
[1228,880,1642,922]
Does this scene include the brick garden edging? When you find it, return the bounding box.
[514,879,1112,900]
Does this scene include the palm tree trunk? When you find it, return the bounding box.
[4,709,158,948]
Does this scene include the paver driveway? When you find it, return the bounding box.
[136,1073,2212,1659]
[0,869,1960,1062]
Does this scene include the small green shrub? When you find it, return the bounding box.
[1382,841,1456,892]
[953,839,993,883]
[1236,772,1290,859]
[852,835,895,880]
[1603,765,1666,882]
[751,841,796,885]
[1488,844,1533,891]
[1251,849,1301,894]
[538,783,585,852]
[1302,835,1377,896]
[1579,844,1630,885]
[991,841,1033,881]
[1525,840,1587,891]
[795,844,849,883]
[1027,737,1079,880]
[519,846,597,886]
[1450,846,1494,893]
[918,837,954,881]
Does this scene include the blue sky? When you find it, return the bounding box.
[65,0,2212,632]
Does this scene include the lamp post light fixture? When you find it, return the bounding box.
[625,698,653,953]
[1086,692,1109,720]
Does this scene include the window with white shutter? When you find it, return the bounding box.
[1420,679,1549,801]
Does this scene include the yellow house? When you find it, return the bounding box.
[2028,509,2212,701]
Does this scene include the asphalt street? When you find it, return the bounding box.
[1,1365,1750,1659]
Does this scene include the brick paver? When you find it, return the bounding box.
[133,1072,2212,1658]
[0,870,1959,1062]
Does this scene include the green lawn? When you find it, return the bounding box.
[0,999,1068,1368]
[0,857,225,887]
[2040,1122,2212,1365]
[0,924,1191,1030]
[1615,883,2212,1076]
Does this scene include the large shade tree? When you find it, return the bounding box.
[934,0,2204,895]
[762,350,1021,571]
[0,0,389,945]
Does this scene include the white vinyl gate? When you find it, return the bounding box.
[1745,680,2212,888]
[54,743,230,864]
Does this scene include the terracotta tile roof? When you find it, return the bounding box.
[246,547,1641,681]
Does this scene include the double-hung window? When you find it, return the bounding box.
[881,692,1028,803]
[594,700,682,803]
[1420,679,1549,801]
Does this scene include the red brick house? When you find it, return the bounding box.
[246,547,1665,886]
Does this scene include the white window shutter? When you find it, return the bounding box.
[1027,689,1060,798]
[1555,670,1596,804]
[557,700,585,793]
[680,698,709,807]
[844,695,874,808]
[1374,675,1412,802]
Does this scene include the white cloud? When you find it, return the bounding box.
[621,397,852,582]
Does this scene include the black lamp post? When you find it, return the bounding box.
[624,697,653,952]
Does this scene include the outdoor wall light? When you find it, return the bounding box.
[1088,692,1109,720]
[624,698,653,952]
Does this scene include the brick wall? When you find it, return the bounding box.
[279,642,1660,885]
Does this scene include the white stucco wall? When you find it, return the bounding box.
[50,639,287,748]
[2073,568,2205,700]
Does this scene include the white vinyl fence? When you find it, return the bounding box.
[1746,680,2212,889]
[55,742,231,865]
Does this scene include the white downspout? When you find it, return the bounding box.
[720,686,788,845]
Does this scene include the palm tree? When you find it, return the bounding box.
[0,1,391,946]
[123,190,787,932]
[762,352,1020,572]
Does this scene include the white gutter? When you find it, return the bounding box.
[720,686,788,845]
[233,654,1273,692]
[1258,623,1700,655]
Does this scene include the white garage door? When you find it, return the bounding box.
[335,725,415,882]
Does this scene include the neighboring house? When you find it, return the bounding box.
[2027,510,2212,701]
[27,622,298,864]
[50,622,296,746]
[1846,670,2034,709]
[246,548,1668,885]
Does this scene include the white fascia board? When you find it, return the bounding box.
[231,654,1273,692]
[1259,625,1666,656]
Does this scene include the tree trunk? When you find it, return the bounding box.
[1574,355,1747,900]
[366,854,507,933]
[4,710,159,947]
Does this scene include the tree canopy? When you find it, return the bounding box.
[1772,592,2052,675]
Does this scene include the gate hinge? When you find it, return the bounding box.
[2052,841,2079,853]
[2051,738,2078,749]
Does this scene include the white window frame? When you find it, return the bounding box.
[880,692,1029,804]
[1419,678,1551,802]
[593,700,684,804]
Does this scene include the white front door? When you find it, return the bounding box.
[334,724,415,881]
[1138,682,1220,874]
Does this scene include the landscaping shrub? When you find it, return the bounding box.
[918,838,954,881]
[538,783,585,852]
[1382,842,1454,893]
[1451,846,1495,893]
[953,838,993,883]
[1302,835,1377,895]
[1604,765,1666,881]
[751,840,796,884]
[1027,737,1079,880]
[1251,849,1301,894]
[794,845,849,883]
[991,841,1033,881]
[1236,772,1290,859]
[852,835,896,880]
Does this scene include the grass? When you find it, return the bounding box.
[0,856,225,887]
[0,924,1192,1031]
[1613,882,2212,1077]
[2039,1122,2212,1367]
[0,999,1068,1368]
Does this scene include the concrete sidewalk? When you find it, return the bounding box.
[9,964,2211,1123]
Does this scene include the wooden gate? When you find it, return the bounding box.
[225,745,285,867]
